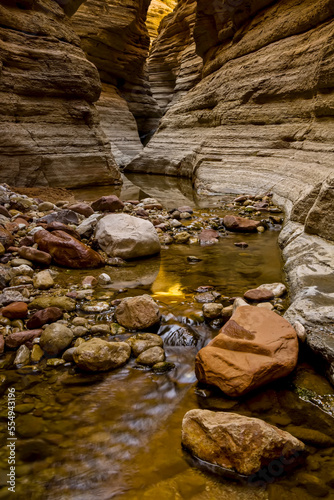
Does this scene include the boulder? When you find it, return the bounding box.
[34,229,104,268]
[182,409,305,476]
[91,195,124,212]
[95,214,160,259]
[2,302,28,320]
[195,306,298,397]
[33,270,54,290]
[18,246,52,266]
[73,338,131,371]
[26,307,63,329]
[40,323,74,356]
[136,346,165,366]
[244,288,275,302]
[115,295,161,330]
[6,330,42,349]
[223,216,260,232]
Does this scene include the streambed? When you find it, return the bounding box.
[0,175,333,500]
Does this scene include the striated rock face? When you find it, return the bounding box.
[0,0,121,187]
[72,0,162,148]
[128,0,334,202]
[146,0,177,41]
[148,0,203,114]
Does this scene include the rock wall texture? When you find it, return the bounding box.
[146,0,177,41]
[0,0,121,188]
[148,0,202,114]
[72,0,162,150]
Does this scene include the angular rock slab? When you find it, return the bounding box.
[195,306,298,397]
[182,409,305,476]
[95,214,161,259]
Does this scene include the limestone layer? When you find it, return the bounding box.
[0,0,121,188]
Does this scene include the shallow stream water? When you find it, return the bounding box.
[0,174,333,500]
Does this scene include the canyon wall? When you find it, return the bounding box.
[72,0,162,161]
[148,0,203,114]
[146,0,177,41]
[0,0,121,188]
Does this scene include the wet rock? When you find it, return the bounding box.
[195,292,220,303]
[178,206,193,214]
[98,273,112,285]
[0,242,5,256]
[2,301,28,319]
[18,246,52,266]
[294,321,306,343]
[38,209,79,226]
[187,256,202,263]
[286,426,334,448]
[26,307,63,329]
[0,205,10,218]
[244,288,275,302]
[0,226,14,248]
[46,358,65,367]
[152,362,175,373]
[31,344,44,363]
[173,232,190,244]
[38,201,54,212]
[46,221,81,240]
[95,214,161,259]
[81,302,110,313]
[5,330,42,348]
[16,415,44,438]
[234,242,248,248]
[0,334,4,354]
[203,303,223,319]
[258,283,287,298]
[257,302,274,311]
[170,219,182,228]
[223,215,260,232]
[182,409,305,476]
[136,346,165,366]
[91,195,124,212]
[33,270,54,290]
[296,472,330,497]
[90,324,110,335]
[106,257,127,266]
[110,323,126,335]
[40,323,74,356]
[62,347,77,362]
[0,289,29,306]
[159,324,200,347]
[195,306,299,397]
[34,229,104,268]
[115,295,161,330]
[73,338,131,372]
[72,317,87,327]
[232,297,249,313]
[10,264,34,279]
[14,345,30,367]
[29,296,76,312]
[72,326,88,338]
[127,332,163,357]
[180,212,192,219]
[68,203,94,218]
[82,276,98,287]
[198,229,219,244]
[159,233,174,245]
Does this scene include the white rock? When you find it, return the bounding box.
[232,297,249,313]
[33,270,54,290]
[294,321,307,342]
[95,214,161,259]
[258,282,287,297]
[257,302,274,311]
[98,273,112,285]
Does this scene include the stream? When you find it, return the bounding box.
[0,174,333,500]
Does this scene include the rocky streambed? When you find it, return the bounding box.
[0,175,333,500]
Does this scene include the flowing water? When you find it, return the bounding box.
[0,174,333,500]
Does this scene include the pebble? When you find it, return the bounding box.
[98,273,112,285]
[14,345,30,367]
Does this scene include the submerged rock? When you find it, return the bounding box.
[223,215,260,232]
[40,323,73,356]
[115,295,161,330]
[95,213,161,259]
[136,346,165,366]
[182,409,305,476]
[73,338,131,372]
[127,332,163,357]
[195,306,298,397]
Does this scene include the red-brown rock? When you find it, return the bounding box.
[46,222,81,240]
[198,229,219,244]
[82,276,98,287]
[223,215,260,232]
[0,206,10,218]
[18,246,52,266]
[19,236,35,247]
[34,229,104,268]
[68,203,94,218]
[91,195,124,212]
[2,302,28,320]
[195,306,298,397]
[0,226,14,249]
[26,307,63,329]
[0,334,4,354]
[5,330,42,349]
[244,288,275,302]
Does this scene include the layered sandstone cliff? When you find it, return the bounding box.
[148,0,202,114]
[0,0,121,187]
[72,0,162,155]
[146,0,177,41]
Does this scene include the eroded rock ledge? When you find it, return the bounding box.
[0,0,121,188]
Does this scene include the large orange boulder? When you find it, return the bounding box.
[34,230,104,269]
[195,306,298,397]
